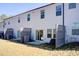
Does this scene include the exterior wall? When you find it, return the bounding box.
[64,3,79,43]
[4,3,63,42]
[2,3,79,44]
[0,22,4,31]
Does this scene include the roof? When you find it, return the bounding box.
[4,3,55,20]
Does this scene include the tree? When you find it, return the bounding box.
[0,14,10,22]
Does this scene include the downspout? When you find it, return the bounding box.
[63,3,65,43]
[63,3,64,26]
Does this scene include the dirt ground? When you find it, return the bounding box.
[0,39,79,56]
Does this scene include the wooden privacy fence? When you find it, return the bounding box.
[21,28,32,43]
[4,28,14,40]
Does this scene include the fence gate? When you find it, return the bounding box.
[4,28,14,40]
[55,25,65,48]
[21,28,31,43]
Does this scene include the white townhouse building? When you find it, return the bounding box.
[0,3,79,47]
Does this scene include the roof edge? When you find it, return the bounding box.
[4,3,55,20]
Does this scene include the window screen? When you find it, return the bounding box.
[72,29,79,35]
[41,10,45,19]
[27,14,30,21]
[47,29,52,38]
[56,5,62,16]
[69,3,76,9]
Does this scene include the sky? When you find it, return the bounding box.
[0,3,49,16]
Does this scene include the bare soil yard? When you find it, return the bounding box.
[0,39,79,56]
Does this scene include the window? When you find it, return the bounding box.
[18,20,20,23]
[3,24,5,28]
[56,5,62,16]
[53,29,56,39]
[41,10,45,19]
[72,29,79,35]
[17,31,21,38]
[27,14,30,21]
[18,17,20,23]
[47,29,52,38]
[69,3,76,9]
[4,22,6,25]
[8,22,10,25]
[3,22,6,27]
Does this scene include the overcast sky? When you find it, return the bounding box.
[0,3,49,16]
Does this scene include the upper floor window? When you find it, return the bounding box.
[69,3,76,9]
[3,24,5,28]
[27,14,30,21]
[56,5,62,16]
[18,17,20,23]
[41,10,45,19]
[8,22,10,25]
[4,22,6,25]
[18,20,20,23]
[3,22,6,28]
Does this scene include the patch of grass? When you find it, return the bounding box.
[57,42,79,50]
[0,39,79,56]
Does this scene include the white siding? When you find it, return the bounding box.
[4,3,63,42]
[64,3,79,43]
[3,3,79,43]
[0,22,4,31]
